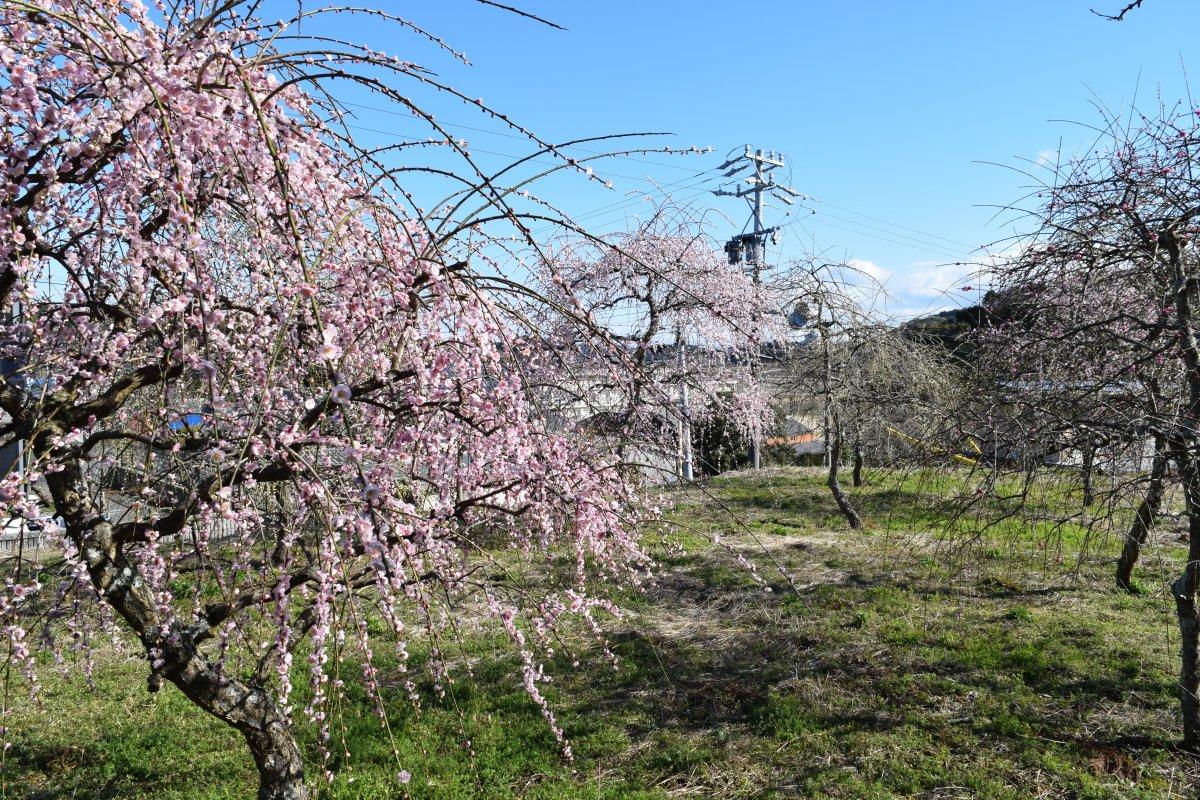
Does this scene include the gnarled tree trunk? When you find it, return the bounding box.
[1167,234,1200,752]
[1116,435,1168,592]
[828,416,862,529]
[43,457,310,799]
[167,646,307,800]
[1174,450,1200,752]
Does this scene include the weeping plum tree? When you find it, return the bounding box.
[545,202,779,480]
[978,100,1200,749]
[779,261,959,528]
[0,1,728,796]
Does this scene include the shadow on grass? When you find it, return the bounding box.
[550,531,1192,797]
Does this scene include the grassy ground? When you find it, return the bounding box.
[7,468,1199,799]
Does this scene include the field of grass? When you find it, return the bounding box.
[7,468,1199,799]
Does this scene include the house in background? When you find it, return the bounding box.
[767,416,826,462]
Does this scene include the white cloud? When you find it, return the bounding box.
[896,261,975,299]
[846,258,892,284]
[840,256,1001,320]
[888,304,956,322]
[1035,148,1059,169]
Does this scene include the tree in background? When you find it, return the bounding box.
[974,99,1200,749]
[690,402,752,476]
[778,262,962,528]
[544,202,780,482]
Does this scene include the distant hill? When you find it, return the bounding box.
[900,305,985,358]
[900,290,1020,361]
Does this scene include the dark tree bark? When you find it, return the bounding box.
[1094,0,1146,21]
[42,453,310,799]
[1116,435,1168,592]
[1169,235,1200,753]
[828,417,862,529]
[851,436,864,488]
[1174,449,1200,752]
[168,650,307,800]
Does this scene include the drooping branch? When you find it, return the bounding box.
[1092,0,1146,20]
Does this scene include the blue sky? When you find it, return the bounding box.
[334,0,1200,318]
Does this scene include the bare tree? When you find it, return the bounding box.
[777,262,963,528]
[974,98,1200,749]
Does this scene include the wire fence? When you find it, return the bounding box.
[0,516,244,555]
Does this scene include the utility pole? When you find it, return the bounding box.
[714,146,796,470]
[677,330,693,481]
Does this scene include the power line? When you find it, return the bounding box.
[797,208,976,260]
[340,102,987,262]
[802,206,975,257]
[548,176,721,232]
[344,118,983,263]
[785,213,969,262]
[803,196,977,250]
